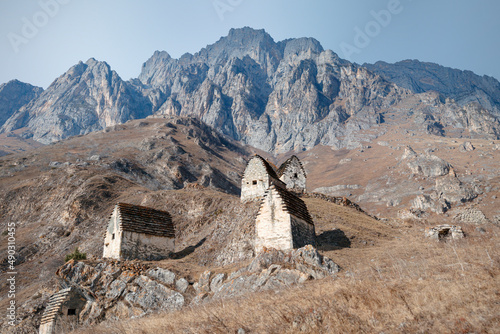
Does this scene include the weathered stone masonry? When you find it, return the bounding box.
[103,203,175,261]
[277,155,307,193]
[39,287,87,334]
[255,185,316,252]
[241,155,286,203]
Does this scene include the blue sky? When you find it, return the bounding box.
[1,0,499,88]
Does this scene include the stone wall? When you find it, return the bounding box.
[241,158,272,202]
[102,207,122,259]
[121,231,174,261]
[39,288,87,334]
[279,158,306,193]
[103,206,175,261]
[39,322,54,334]
[291,217,316,248]
[254,189,293,252]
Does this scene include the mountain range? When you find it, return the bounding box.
[1,27,499,153]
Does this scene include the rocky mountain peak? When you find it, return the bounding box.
[1,58,151,143]
[139,51,175,85]
[281,37,324,58]
[227,26,271,41]
[196,27,281,70]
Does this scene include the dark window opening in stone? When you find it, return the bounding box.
[294,173,298,178]
[112,233,115,240]
[67,309,76,316]
[252,180,257,185]
[438,229,450,240]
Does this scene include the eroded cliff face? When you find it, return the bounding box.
[136,28,409,153]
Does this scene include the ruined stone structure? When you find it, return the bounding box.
[39,287,87,334]
[241,155,286,203]
[255,185,316,252]
[103,203,175,261]
[425,224,464,240]
[277,155,307,193]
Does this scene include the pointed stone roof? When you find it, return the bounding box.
[277,155,306,178]
[115,203,175,238]
[248,155,280,179]
[40,288,72,325]
[266,185,314,225]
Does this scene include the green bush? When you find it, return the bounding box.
[65,247,87,262]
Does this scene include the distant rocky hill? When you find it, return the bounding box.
[1,59,151,144]
[1,27,500,152]
[363,59,500,115]
[0,80,42,128]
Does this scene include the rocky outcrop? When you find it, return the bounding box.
[401,146,451,177]
[44,246,338,328]
[411,194,448,214]
[0,79,42,128]
[55,260,185,323]
[193,246,339,301]
[313,184,361,197]
[435,173,478,204]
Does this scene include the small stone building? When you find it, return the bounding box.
[241,155,286,203]
[425,224,464,240]
[103,203,175,261]
[255,185,316,252]
[277,155,307,193]
[39,287,87,334]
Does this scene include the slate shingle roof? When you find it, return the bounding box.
[277,155,306,178]
[116,203,175,238]
[40,288,72,325]
[269,185,314,225]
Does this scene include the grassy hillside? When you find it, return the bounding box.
[72,198,500,333]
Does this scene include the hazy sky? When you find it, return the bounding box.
[1,0,499,88]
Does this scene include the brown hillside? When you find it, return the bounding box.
[72,197,500,334]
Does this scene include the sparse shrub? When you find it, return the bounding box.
[1,230,8,236]
[211,209,224,217]
[65,247,87,262]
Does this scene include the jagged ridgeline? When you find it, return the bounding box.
[1,27,499,153]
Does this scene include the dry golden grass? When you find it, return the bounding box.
[72,218,500,334]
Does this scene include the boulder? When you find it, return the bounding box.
[411,194,449,214]
[402,147,451,177]
[124,275,184,311]
[146,268,176,286]
[458,141,475,152]
[435,174,477,204]
[175,278,189,293]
